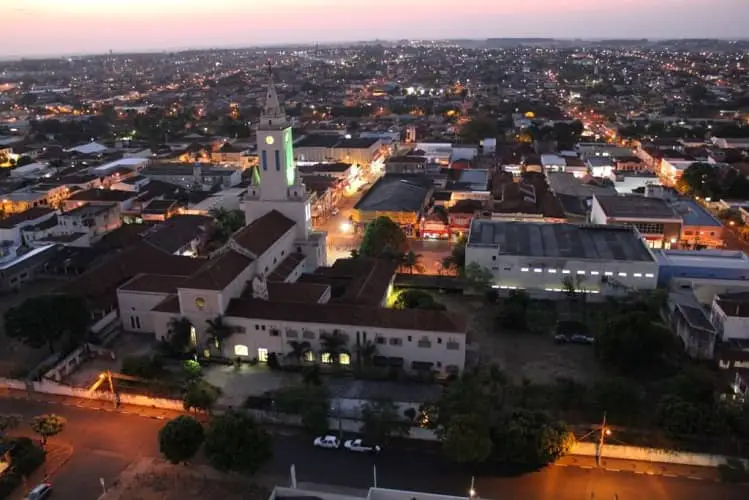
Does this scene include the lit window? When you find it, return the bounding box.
[521,267,529,272]
[548,269,557,274]
[321,352,332,364]
[339,353,351,365]
[234,344,249,357]
[645,273,655,278]
[577,270,586,275]
[590,271,600,275]
[304,351,316,362]
[604,271,613,276]
[618,272,627,277]
[634,273,643,278]
[562,269,571,274]
[257,348,268,363]
[190,326,197,347]
[533,268,542,273]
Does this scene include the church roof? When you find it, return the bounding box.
[232,210,296,257]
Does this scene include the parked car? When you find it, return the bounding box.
[344,439,381,454]
[313,435,341,449]
[554,334,570,343]
[25,483,52,500]
[570,335,595,345]
[331,208,340,216]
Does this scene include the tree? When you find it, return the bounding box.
[183,380,221,415]
[30,414,66,446]
[489,410,575,466]
[393,290,445,310]
[158,416,205,464]
[358,216,408,259]
[4,295,90,353]
[438,413,493,464]
[460,115,500,143]
[205,315,232,350]
[596,311,680,377]
[400,250,425,274]
[320,331,348,364]
[0,414,20,438]
[462,262,494,291]
[677,162,720,198]
[591,377,643,424]
[495,290,530,330]
[15,156,33,168]
[355,340,377,368]
[121,354,164,379]
[204,410,272,474]
[167,317,194,354]
[441,235,467,275]
[286,340,312,363]
[276,385,330,435]
[210,208,245,241]
[656,395,705,437]
[360,398,410,443]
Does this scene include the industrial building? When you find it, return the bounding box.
[466,219,658,295]
[352,174,434,236]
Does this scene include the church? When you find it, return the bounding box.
[115,68,467,376]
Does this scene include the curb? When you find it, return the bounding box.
[555,461,721,482]
[1,393,175,420]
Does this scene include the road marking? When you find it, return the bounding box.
[663,474,677,478]
[645,471,655,475]
[687,476,703,480]
[579,465,593,469]
[634,471,645,474]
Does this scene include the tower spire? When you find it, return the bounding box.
[261,59,284,123]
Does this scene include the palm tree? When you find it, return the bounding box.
[320,331,348,364]
[167,317,194,353]
[401,250,425,275]
[355,341,377,368]
[286,340,312,363]
[205,315,232,351]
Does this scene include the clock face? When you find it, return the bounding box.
[265,136,275,145]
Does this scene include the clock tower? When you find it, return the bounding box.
[244,62,314,242]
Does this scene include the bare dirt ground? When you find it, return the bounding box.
[0,278,67,378]
[103,458,272,500]
[436,293,603,384]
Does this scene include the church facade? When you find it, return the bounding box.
[115,69,467,376]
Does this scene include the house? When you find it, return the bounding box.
[56,203,121,246]
[0,207,57,246]
[63,189,139,212]
[710,292,749,341]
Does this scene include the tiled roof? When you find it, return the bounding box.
[307,258,398,307]
[119,273,187,294]
[142,214,213,254]
[0,207,55,229]
[232,210,296,257]
[225,298,467,334]
[268,252,306,282]
[180,250,253,291]
[67,189,137,202]
[266,282,329,303]
[152,294,181,313]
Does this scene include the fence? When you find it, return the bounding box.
[43,343,115,382]
[571,441,749,468]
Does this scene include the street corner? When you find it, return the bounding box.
[43,440,75,478]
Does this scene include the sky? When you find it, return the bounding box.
[5,0,749,58]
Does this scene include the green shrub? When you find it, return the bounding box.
[121,354,164,379]
[0,469,22,499]
[10,437,47,475]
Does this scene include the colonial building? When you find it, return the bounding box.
[115,67,467,376]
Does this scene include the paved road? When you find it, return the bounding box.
[2,398,748,500]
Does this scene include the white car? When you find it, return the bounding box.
[313,435,341,449]
[344,439,381,454]
[25,483,52,500]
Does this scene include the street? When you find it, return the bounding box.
[1,398,748,500]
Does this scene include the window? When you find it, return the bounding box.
[492,255,496,261]
[407,336,412,342]
[389,337,402,346]
[304,351,316,362]
[376,336,386,345]
[633,273,643,278]
[521,267,529,272]
[255,325,260,330]
[577,270,586,275]
[261,150,268,171]
[418,338,432,348]
[339,353,351,365]
[190,326,197,346]
[270,329,280,337]
[618,272,627,277]
[446,340,460,350]
[590,271,600,276]
[303,330,316,340]
[562,269,571,274]
[645,273,655,278]
[257,348,269,363]
[548,269,557,274]
[604,271,613,276]
[234,345,249,357]
[633,222,665,235]
[275,150,281,171]
[533,268,542,273]
[321,352,333,364]
[286,330,298,339]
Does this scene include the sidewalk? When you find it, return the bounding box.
[556,454,721,482]
[0,387,187,421]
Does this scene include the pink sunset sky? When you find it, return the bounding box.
[5,0,749,57]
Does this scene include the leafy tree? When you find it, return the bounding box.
[286,340,312,363]
[358,216,408,259]
[30,414,66,446]
[462,262,494,291]
[656,395,705,437]
[182,359,203,383]
[591,377,643,424]
[301,364,322,386]
[360,398,410,443]
[158,416,205,464]
[441,235,467,274]
[183,380,221,415]
[677,162,721,198]
[204,410,272,474]
[320,331,348,364]
[490,410,574,466]
[167,317,194,354]
[4,295,91,353]
[401,250,425,274]
[437,413,493,464]
[393,290,445,310]
[354,340,377,368]
[495,290,531,330]
[0,414,21,437]
[275,385,330,435]
[460,115,500,143]
[596,311,680,377]
[210,208,245,241]
[205,315,232,350]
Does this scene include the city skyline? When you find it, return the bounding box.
[4,0,749,59]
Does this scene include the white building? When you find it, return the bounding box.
[711,292,749,341]
[114,70,467,376]
[466,219,659,296]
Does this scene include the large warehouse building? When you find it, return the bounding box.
[466,220,659,296]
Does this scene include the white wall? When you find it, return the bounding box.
[117,289,172,333]
[711,300,749,341]
[589,197,608,224]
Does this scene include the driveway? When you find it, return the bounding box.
[203,364,300,407]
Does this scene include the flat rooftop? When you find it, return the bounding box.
[595,195,680,220]
[468,220,655,262]
[355,174,432,213]
[672,199,722,227]
[655,249,749,269]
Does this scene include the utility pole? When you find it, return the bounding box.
[597,412,609,467]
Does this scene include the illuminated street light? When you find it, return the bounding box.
[340,222,353,233]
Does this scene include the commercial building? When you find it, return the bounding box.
[590,195,682,249]
[140,163,242,190]
[294,135,382,166]
[352,174,434,236]
[672,199,724,248]
[655,249,749,287]
[466,219,658,295]
[710,292,749,341]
